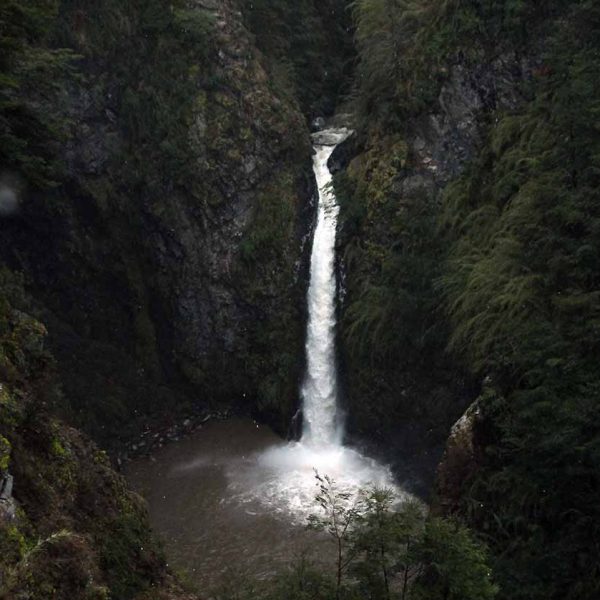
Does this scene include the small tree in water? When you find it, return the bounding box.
[307,472,363,599]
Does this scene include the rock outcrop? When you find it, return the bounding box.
[0,278,195,599]
[435,402,482,514]
[403,54,537,190]
[0,0,316,445]
[0,474,15,523]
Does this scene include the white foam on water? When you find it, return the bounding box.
[224,440,402,525]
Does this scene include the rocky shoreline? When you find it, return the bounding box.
[116,407,235,467]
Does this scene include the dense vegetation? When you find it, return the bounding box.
[442,3,600,597]
[335,136,464,444]
[240,0,355,117]
[0,0,74,186]
[337,0,600,598]
[217,476,496,600]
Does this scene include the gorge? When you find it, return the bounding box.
[2,1,600,600]
[125,127,401,590]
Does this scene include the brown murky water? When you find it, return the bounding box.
[124,419,334,591]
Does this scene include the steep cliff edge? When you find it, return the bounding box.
[0,0,316,445]
[337,2,600,598]
[0,1,329,596]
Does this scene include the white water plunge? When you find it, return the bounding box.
[231,128,403,521]
[301,129,347,447]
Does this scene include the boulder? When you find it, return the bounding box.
[435,402,482,514]
[327,130,359,174]
[311,127,353,147]
[0,473,15,522]
[311,116,326,131]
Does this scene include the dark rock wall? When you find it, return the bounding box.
[0,0,316,446]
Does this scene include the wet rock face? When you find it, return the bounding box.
[0,474,15,522]
[408,54,536,191]
[0,0,315,444]
[311,116,326,131]
[327,130,359,174]
[435,402,482,514]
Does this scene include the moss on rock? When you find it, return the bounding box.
[0,273,194,599]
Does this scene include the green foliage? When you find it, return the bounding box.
[0,268,51,386]
[352,0,435,125]
[335,135,462,439]
[0,435,11,472]
[351,490,423,600]
[240,0,354,116]
[2,531,110,600]
[413,518,498,600]
[265,557,336,600]
[222,481,496,600]
[308,473,364,596]
[346,1,600,598]
[99,511,162,600]
[49,437,67,458]
[240,180,296,266]
[341,182,445,361]
[433,2,600,598]
[346,488,496,600]
[0,524,28,572]
[108,2,214,186]
[0,0,75,186]
[233,168,309,431]
[351,0,561,127]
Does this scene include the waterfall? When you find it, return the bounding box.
[301,128,351,447]
[246,127,401,520]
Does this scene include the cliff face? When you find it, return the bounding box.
[0,1,323,596]
[339,2,600,597]
[331,2,554,490]
[0,0,316,445]
[0,272,196,599]
[334,51,534,464]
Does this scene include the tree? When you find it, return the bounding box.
[307,472,363,599]
[351,490,423,600]
[267,554,336,600]
[307,477,497,600]
[412,518,498,600]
